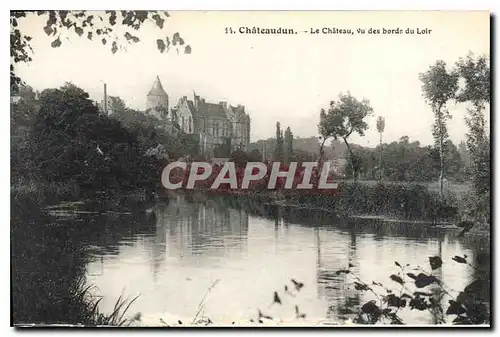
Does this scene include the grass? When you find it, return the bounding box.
[77,280,221,327]
[62,276,222,327]
[192,279,220,324]
[66,276,141,326]
[343,179,472,195]
[11,178,80,208]
[265,182,458,222]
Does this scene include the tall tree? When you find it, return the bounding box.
[10,10,191,92]
[455,53,490,197]
[419,60,459,199]
[376,116,385,144]
[284,126,293,165]
[275,122,284,162]
[376,116,385,180]
[455,53,490,224]
[318,92,374,182]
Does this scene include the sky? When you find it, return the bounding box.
[14,10,490,146]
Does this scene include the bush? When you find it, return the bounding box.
[200,180,458,222]
[11,178,80,215]
[324,182,455,221]
[457,191,490,232]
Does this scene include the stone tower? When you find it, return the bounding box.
[146,75,169,119]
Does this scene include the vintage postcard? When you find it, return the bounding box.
[10,10,490,327]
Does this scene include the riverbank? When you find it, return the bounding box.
[176,181,461,222]
[11,176,489,235]
[172,180,491,236]
[10,178,158,221]
[11,179,80,207]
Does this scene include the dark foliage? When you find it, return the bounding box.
[11,83,198,208]
[347,252,490,325]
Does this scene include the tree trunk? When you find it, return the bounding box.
[343,137,357,183]
[437,108,445,200]
[435,103,446,201]
[439,136,444,199]
[379,132,383,180]
[318,138,327,170]
[317,137,327,188]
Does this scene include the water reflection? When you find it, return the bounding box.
[156,196,249,260]
[12,196,490,325]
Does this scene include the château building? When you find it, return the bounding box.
[145,75,251,157]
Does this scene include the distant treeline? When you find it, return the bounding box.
[249,135,469,183]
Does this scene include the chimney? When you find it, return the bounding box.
[219,101,227,109]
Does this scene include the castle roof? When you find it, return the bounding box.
[199,102,227,119]
[181,96,229,119]
[147,75,168,97]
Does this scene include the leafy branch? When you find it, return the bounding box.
[340,255,489,325]
[10,10,191,92]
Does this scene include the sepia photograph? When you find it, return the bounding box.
[10,10,491,327]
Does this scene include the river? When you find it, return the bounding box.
[11,195,490,326]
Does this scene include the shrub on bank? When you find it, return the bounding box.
[189,181,460,222]
[11,178,80,213]
[272,182,458,222]
[338,182,458,220]
[456,191,491,232]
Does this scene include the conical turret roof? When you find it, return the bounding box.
[147,75,168,97]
